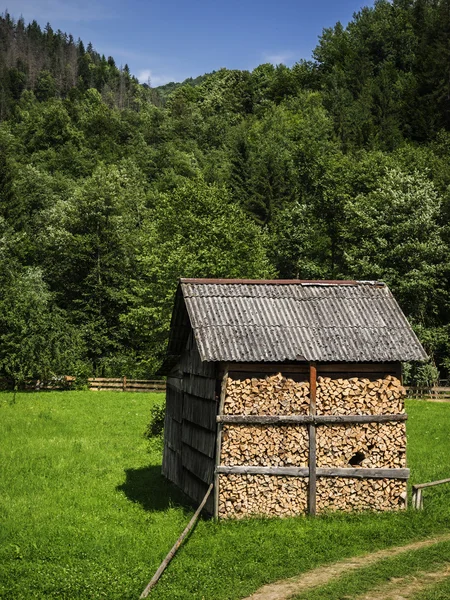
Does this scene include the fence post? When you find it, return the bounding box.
[412,487,423,510]
[123,376,127,392]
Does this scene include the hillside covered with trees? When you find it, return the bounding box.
[1,0,450,385]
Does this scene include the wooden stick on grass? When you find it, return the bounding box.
[139,483,213,598]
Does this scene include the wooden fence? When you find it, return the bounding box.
[412,478,450,509]
[0,377,166,392]
[88,377,166,392]
[405,386,450,401]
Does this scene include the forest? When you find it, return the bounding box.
[0,0,449,385]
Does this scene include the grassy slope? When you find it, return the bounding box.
[0,395,449,600]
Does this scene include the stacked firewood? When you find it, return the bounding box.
[224,374,310,415]
[221,424,309,466]
[218,474,307,519]
[316,375,405,415]
[218,374,407,518]
[316,478,407,512]
[317,423,406,468]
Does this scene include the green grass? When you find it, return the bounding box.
[292,540,450,599]
[0,395,449,599]
[413,576,450,599]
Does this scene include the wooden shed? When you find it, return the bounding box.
[159,279,427,518]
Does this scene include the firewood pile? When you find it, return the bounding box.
[317,423,406,468]
[316,375,406,415]
[218,474,307,519]
[221,424,308,466]
[218,374,407,518]
[316,478,407,512]
[224,374,310,415]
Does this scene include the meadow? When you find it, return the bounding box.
[0,392,449,599]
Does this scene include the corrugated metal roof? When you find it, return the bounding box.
[162,279,427,367]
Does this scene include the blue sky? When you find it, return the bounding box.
[7,0,370,86]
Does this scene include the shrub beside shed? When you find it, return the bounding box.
[159,279,427,518]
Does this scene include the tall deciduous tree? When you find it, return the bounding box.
[0,267,85,394]
[344,168,450,334]
[124,177,275,372]
[41,161,146,372]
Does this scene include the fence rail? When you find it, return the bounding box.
[412,478,450,509]
[405,386,450,400]
[88,377,166,392]
[0,377,166,392]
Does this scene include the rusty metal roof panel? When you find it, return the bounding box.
[164,280,427,364]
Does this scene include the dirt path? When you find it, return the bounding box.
[243,532,450,600]
[359,563,450,599]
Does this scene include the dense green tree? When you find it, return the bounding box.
[35,70,57,101]
[41,161,147,372]
[0,11,147,117]
[0,135,15,217]
[124,178,274,372]
[1,4,450,381]
[344,168,450,331]
[227,122,252,207]
[0,266,85,393]
[268,202,333,279]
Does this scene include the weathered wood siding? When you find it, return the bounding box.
[317,362,402,382]
[162,331,218,514]
[161,371,183,487]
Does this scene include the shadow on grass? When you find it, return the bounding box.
[117,465,193,513]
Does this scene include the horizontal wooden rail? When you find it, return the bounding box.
[88,377,166,392]
[413,478,450,490]
[216,466,410,479]
[317,467,410,479]
[216,466,309,476]
[405,386,450,400]
[88,383,166,388]
[217,414,407,425]
[412,478,450,509]
[0,377,166,392]
[88,378,164,384]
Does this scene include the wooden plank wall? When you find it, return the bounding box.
[317,362,401,381]
[162,331,218,514]
[161,376,183,488]
[228,362,309,381]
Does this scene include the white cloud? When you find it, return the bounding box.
[263,51,296,66]
[137,69,152,84]
[137,69,177,87]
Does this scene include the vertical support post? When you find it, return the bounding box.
[308,362,317,516]
[214,366,229,519]
[412,487,423,510]
[123,376,127,392]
